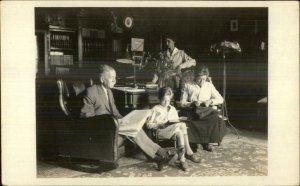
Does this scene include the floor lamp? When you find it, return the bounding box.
[211,41,241,138]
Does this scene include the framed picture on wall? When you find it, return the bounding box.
[230,19,238,31]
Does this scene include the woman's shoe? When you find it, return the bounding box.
[202,143,213,152]
[189,143,198,152]
[185,154,201,163]
[178,161,189,171]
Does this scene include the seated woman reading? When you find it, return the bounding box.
[180,65,227,152]
[146,87,201,171]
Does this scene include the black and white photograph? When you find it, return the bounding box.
[1,1,299,185]
[35,6,268,177]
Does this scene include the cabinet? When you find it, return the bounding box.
[45,25,78,76]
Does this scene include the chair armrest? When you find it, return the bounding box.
[75,114,118,131]
[56,114,120,162]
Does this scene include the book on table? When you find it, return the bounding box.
[118,109,151,137]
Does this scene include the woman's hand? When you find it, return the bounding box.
[193,101,202,107]
[193,100,211,107]
[157,122,168,129]
[160,117,169,125]
[203,100,212,107]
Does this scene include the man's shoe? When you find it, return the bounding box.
[154,148,176,171]
[202,143,213,152]
[185,154,201,163]
[160,148,177,163]
[154,158,165,171]
[178,161,189,171]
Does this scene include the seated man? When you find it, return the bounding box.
[80,64,175,171]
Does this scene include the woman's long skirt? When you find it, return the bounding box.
[184,111,227,144]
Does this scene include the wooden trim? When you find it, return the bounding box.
[49,25,76,32]
[78,26,83,68]
[44,32,50,76]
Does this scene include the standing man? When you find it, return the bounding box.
[152,34,196,96]
[80,65,175,171]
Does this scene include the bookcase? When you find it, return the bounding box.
[80,27,106,65]
[46,25,77,76]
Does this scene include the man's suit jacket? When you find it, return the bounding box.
[80,84,122,119]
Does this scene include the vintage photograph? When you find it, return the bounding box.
[35,7,268,177]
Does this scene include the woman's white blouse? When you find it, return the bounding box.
[146,105,179,129]
[180,81,223,107]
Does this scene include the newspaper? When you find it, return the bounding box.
[118,109,151,137]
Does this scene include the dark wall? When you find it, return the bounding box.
[36,8,267,58]
[36,8,268,131]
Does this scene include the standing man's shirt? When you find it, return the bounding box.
[164,47,196,70]
[153,47,196,89]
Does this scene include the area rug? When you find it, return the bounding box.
[38,140,267,177]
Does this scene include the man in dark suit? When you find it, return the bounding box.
[80,65,175,171]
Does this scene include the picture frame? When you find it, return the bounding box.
[230,19,238,32]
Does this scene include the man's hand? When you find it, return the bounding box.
[118,119,129,126]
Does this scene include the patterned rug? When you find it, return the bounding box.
[38,139,267,177]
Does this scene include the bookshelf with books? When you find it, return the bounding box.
[81,28,106,62]
[46,25,78,76]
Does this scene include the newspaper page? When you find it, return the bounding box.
[119,109,151,137]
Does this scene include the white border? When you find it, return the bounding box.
[1,1,299,185]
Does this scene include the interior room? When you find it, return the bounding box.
[35,7,268,177]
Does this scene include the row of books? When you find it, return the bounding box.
[82,28,105,39]
[50,54,73,66]
[83,40,105,56]
[50,33,74,49]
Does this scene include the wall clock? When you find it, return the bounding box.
[124,16,134,29]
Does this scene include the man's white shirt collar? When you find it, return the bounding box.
[101,85,109,101]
